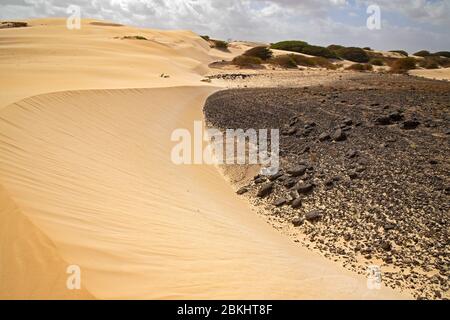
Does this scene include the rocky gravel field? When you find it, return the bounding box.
[204,73,450,299]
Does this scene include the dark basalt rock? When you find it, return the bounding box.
[291,197,302,209]
[292,217,304,227]
[287,165,307,177]
[331,128,347,141]
[257,183,274,198]
[401,120,420,130]
[305,210,322,222]
[295,183,314,194]
[318,132,331,141]
[236,187,248,195]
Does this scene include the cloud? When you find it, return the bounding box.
[0,0,449,52]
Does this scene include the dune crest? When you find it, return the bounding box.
[0,87,408,299]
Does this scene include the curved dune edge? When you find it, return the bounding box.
[0,86,411,299]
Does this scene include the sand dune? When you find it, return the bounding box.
[0,87,408,299]
[0,18,234,108]
[410,67,450,81]
[0,18,409,299]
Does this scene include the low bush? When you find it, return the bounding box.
[269,55,298,68]
[327,44,345,51]
[232,55,262,67]
[336,47,370,63]
[419,56,450,68]
[291,55,336,69]
[363,47,373,51]
[345,63,373,72]
[433,51,450,58]
[300,45,338,59]
[414,50,431,57]
[270,41,308,52]
[390,57,417,73]
[212,39,229,50]
[244,46,273,60]
[389,50,409,57]
[369,58,384,66]
[123,35,148,40]
[200,35,210,41]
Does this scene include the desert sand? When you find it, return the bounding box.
[410,67,450,81]
[0,19,409,299]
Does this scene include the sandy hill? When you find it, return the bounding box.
[0,19,409,299]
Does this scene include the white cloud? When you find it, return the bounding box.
[0,0,449,52]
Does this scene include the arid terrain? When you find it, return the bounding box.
[204,74,450,300]
[1,17,448,300]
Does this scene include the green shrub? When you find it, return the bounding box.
[369,58,384,66]
[345,63,373,71]
[300,45,338,59]
[232,55,262,67]
[327,44,345,51]
[212,39,229,50]
[244,46,273,60]
[336,47,370,63]
[419,58,439,69]
[414,50,431,57]
[291,55,336,69]
[390,57,417,73]
[270,41,308,52]
[389,50,409,57]
[419,56,450,68]
[269,55,298,68]
[123,35,148,40]
[363,47,373,51]
[433,51,450,58]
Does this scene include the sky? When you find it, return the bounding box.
[1,0,449,53]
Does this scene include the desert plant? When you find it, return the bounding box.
[418,58,439,69]
[244,46,273,60]
[369,58,384,66]
[300,45,338,59]
[269,55,298,68]
[123,35,148,40]
[390,57,417,73]
[389,50,409,57]
[327,44,345,51]
[433,51,450,58]
[336,47,370,63]
[363,47,373,51]
[212,39,229,50]
[200,35,210,41]
[232,55,262,67]
[270,41,308,52]
[291,55,336,69]
[345,63,373,72]
[414,50,431,57]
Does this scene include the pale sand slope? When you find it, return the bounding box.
[0,18,235,108]
[0,18,409,299]
[410,67,450,81]
[0,87,408,299]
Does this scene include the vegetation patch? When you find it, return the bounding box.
[243,46,273,60]
[335,47,370,63]
[390,57,417,73]
[269,55,298,69]
[369,58,384,66]
[345,63,373,72]
[232,55,262,67]
[389,50,409,57]
[414,50,431,57]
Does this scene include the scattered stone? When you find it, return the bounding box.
[375,116,392,125]
[257,183,274,198]
[295,183,314,194]
[429,160,438,165]
[384,223,396,231]
[283,178,297,188]
[380,241,392,251]
[305,210,322,222]
[292,217,304,227]
[401,120,420,130]
[236,187,248,195]
[287,165,307,177]
[348,171,358,179]
[389,111,404,122]
[331,128,347,141]
[346,149,358,159]
[254,177,266,184]
[268,172,283,181]
[318,132,331,141]
[342,118,353,126]
[273,198,287,207]
[291,197,302,209]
